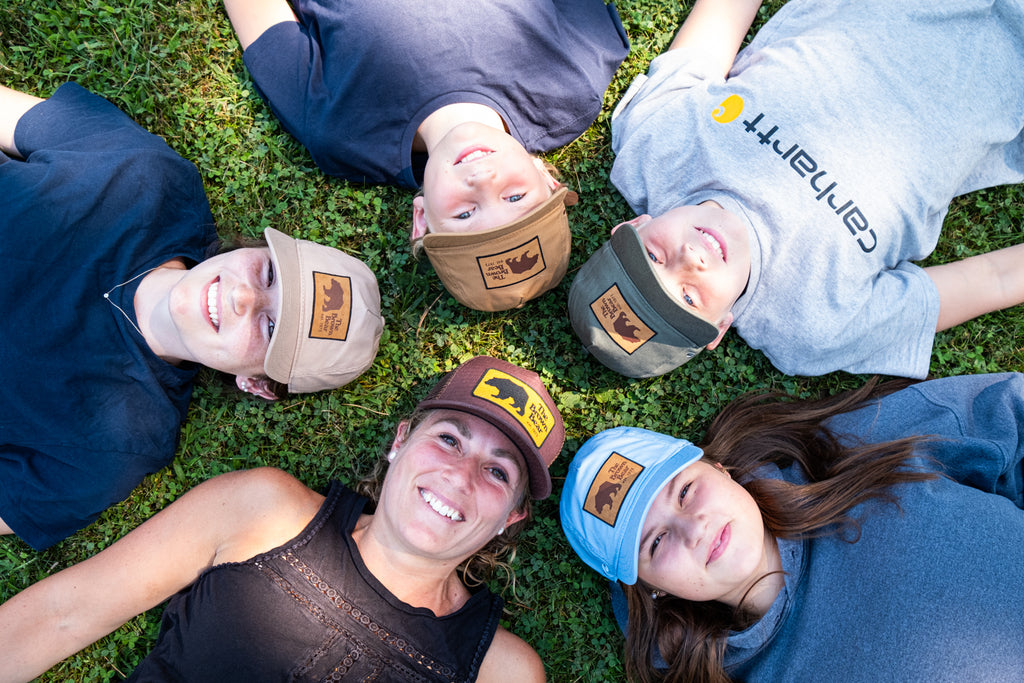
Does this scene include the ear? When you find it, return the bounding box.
[391,420,411,454]
[610,214,652,236]
[504,505,529,529]
[410,196,429,241]
[532,157,560,191]
[235,375,279,401]
[705,312,734,351]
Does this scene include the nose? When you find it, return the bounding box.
[675,513,706,549]
[442,453,476,492]
[463,164,496,187]
[232,282,268,317]
[679,242,708,271]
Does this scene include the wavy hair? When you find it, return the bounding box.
[621,378,940,683]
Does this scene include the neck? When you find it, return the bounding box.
[742,529,785,618]
[351,513,470,616]
[413,102,506,153]
[133,259,188,363]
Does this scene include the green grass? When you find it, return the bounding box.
[1,0,1022,681]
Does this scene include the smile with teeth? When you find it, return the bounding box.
[421,489,464,522]
[696,228,725,261]
[455,148,493,165]
[207,279,220,330]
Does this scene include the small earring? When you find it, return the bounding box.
[239,380,249,392]
[651,590,659,600]
[387,450,396,462]
[498,526,505,535]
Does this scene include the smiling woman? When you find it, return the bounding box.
[561,373,1024,682]
[0,355,566,683]
[0,81,383,552]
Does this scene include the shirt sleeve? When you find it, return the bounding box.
[824,373,1024,508]
[14,82,166,158]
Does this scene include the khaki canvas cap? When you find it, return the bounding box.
[568,224,718,378]
[264,228,383,393]
[422,186,578,312]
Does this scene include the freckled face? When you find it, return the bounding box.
[166,247,280,377]
[420,122,553,234]
[378,410,529,563]
[637,460,768,608]
[617,202,751,325]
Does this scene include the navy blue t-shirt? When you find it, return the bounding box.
[0,83,216,550]
[243,0,629,187]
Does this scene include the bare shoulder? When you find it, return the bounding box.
[477,626,545,683]
[205,467,325,564]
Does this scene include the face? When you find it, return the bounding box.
[616,202,751,330]
[416,122,555,235]
[377,410,529,564]
[637,460,771,608]
[166,247,281,377]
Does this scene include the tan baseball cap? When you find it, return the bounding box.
[415,356,566,499]
[422,186,578,312]
[264,227,383,393]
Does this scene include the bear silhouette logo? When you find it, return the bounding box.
[506,250,540,274]
[593,481,622,514]
[484,376,528,416]
[321,278,346,311]
[613,312,642,342]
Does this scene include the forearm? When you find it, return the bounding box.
[925,242,1024,331]
[0,84,45,158]
[668,0,764,78]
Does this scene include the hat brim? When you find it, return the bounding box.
[568,224,719,378]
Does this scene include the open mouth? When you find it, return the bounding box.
[420,489,464,522]
[696,227,726,262]
[206,278,220,331]
[455,146,494,165]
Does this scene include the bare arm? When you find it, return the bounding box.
[667,0,764,79]
[223,0,299,50]
[925,243,1024,331]
[0,84,45,158]
[477,626,546,683]
[0,468,322,683]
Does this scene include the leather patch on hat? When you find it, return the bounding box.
[472,368,556,447]
[476,237,546,290]
[309,271,352,341]
[584,452,644,526]
[590,284,655,353]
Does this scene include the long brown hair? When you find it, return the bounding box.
[622,378,939,683]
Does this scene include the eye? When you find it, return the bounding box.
[647,251,661,264]
[678,482,691,504]
[439,432,459,448]
[486,466,509,483]
[682,292,695,307]
[650,531,665,557]
[267,319,275,339]
[266,258,275,287]
[456,210,473,220]
[506,193,524,203]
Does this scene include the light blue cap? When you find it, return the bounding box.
[559,426,703,584]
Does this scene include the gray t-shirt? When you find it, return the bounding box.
[610,0,1024,377]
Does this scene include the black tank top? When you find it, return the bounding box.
[128,482,505,681]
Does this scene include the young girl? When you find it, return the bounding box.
[0,81,382,551]
[560,373,1024,681]
[0,356,565,682]
[223,0,629,310]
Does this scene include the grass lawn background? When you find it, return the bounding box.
[1,1,1022,680]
